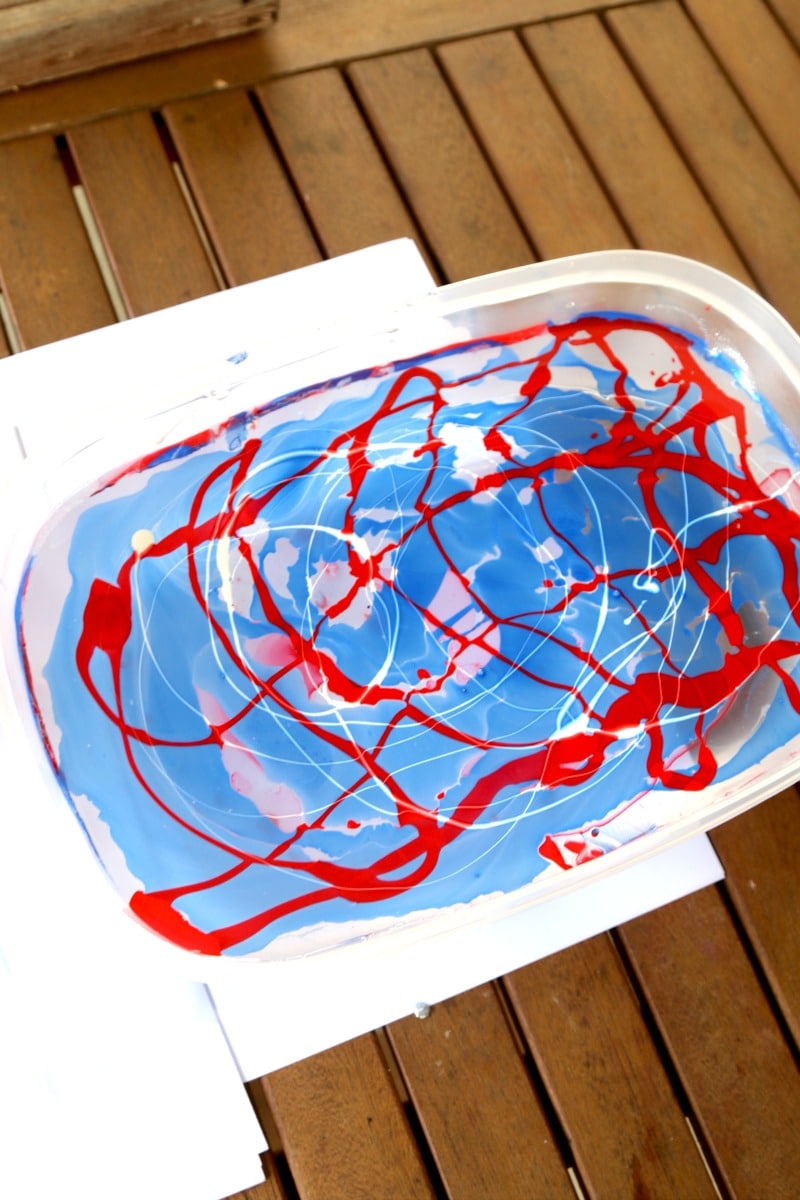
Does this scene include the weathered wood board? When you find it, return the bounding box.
[0,0,279,92]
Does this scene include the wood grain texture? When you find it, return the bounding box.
[437,31,629,259]
[349,49,533,281]
[258,69,428,265]
[0,0,278,92]
[710,788,800,1046]
[619,886,800,1199]
[0,134,115,346]
[259,1033,436,1200]
[766,0,800,46]
[505,933,718,1199]
[608,0,800,330]
[524,16,752,284]
[240,0,653,79]
[164,87,320,287]
[387,984,575,1199]
[0,35,273,144]
[0,0,651,142]
[67,109,219,315]
[684,0,800,190]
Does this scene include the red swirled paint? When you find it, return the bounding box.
[17,311,800,956]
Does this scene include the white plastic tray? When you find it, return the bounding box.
[3,248,799,965]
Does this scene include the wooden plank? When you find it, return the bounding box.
[258,1033,437,1200]
[710,788,800,1046]
[0,36,276,145]
[67,110,219,315]
[163,88,320,287]
[524,16,752,284]
[437,31,629,259]
[387,984,575,1200]
[766,0,800,47]
[608,1,800,331]
[257,0,647,77]
[0,0,278,92]
[619,885,800,1199]
[0,134,115,347]
[257,69,428,265]
[505,933,718,1199]
[349,49,533,281]
[684,0,800,191]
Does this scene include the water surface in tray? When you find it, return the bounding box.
[18,310,800,956]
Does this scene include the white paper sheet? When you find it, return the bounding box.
[0,241,436,1199]
[0,723,267,1200]
[0,238,437,469]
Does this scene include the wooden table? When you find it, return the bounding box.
[0,2,798,1196]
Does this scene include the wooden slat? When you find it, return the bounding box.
[766,0,800,47]
[163,88,320,287]
[258,1034,436,1200]
[684,0,800,190]
[608,1,800,331]
[524,16,752,284]
[437,31,629,259]
[387,984,575,1199]
[619,885,800,1199]
[257,69,428,264]
[0,36,275,145]
[505,933,718,1198]
[0,134,115,346]
[258,0,648,76]
[710,788,800,1046]
[349,49,533,281]
[67,110,219,315]
[0,0,278,92]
